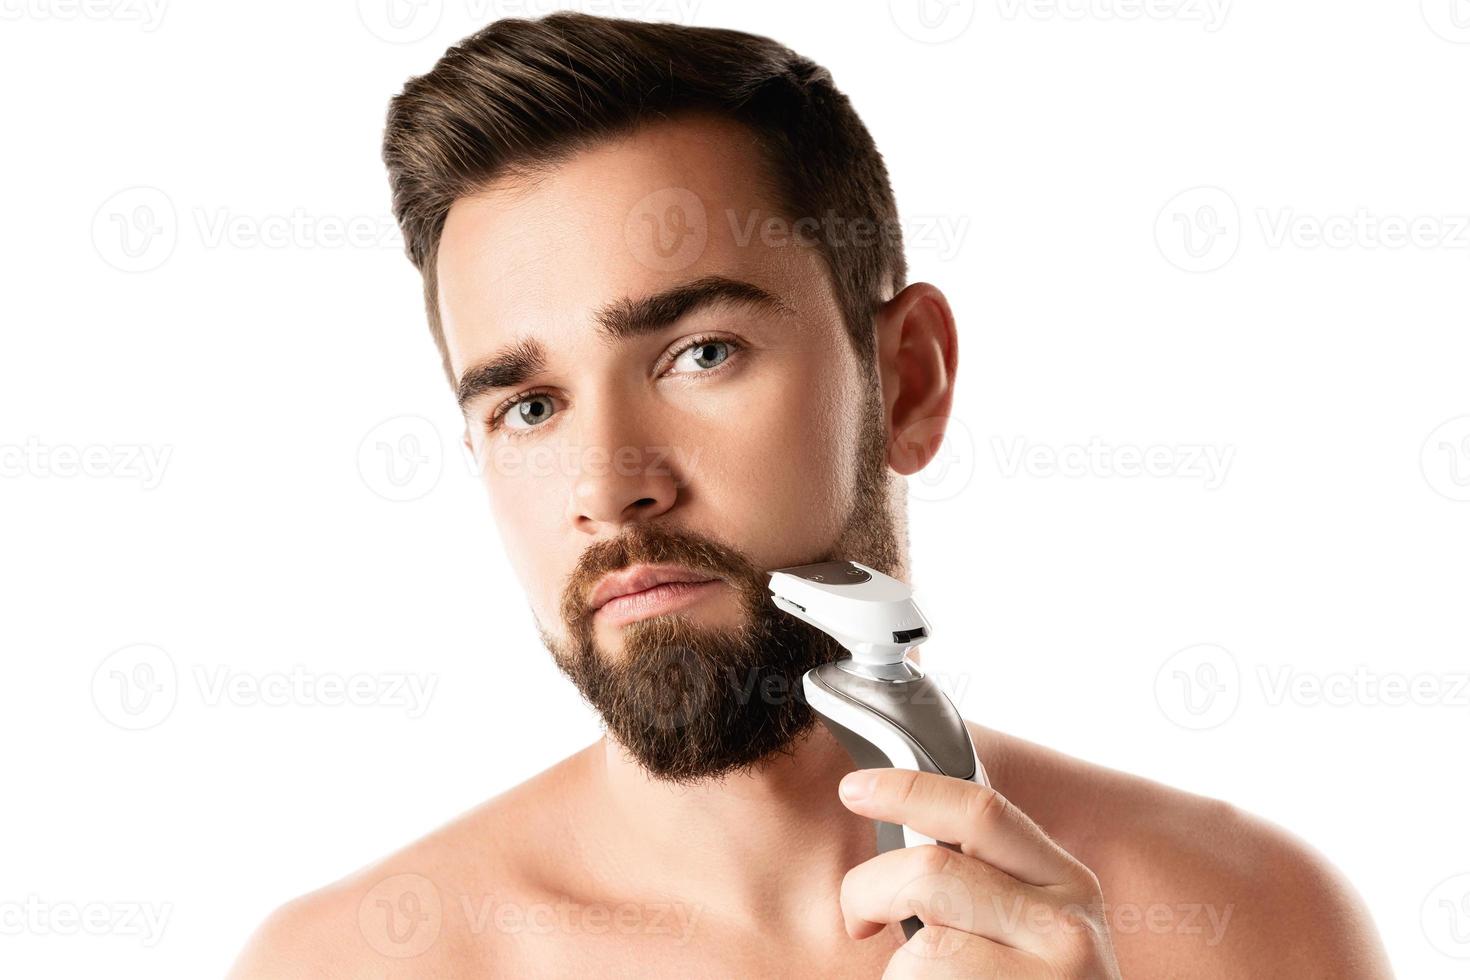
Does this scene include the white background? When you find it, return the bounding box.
[2,1,1467,976]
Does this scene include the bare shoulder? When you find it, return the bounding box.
[968,722,1394,979]
[227,745,594,979]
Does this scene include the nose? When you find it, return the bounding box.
[567,414,680,533]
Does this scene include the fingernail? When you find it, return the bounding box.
[840,770,876,803]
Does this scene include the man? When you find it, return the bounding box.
[231,12,1392,977]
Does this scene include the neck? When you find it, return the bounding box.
[582,720,879,940]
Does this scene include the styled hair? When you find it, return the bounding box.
[382,11,907,387]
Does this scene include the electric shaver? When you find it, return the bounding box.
[768,559,988,940]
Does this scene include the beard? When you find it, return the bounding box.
[536,381,903,785]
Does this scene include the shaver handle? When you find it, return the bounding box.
[883,767,988,940]
[802,663,988,941]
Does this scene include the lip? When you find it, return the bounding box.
[589,563,722,616]
[588,564,720,608]
[594,579,724,627]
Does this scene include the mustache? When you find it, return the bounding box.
[559,523,779,633]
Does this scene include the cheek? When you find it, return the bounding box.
[687,361,858,559]
[480,447,575,624]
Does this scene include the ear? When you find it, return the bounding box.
[874,282,959,476]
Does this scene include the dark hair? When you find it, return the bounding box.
[382,11,907,387]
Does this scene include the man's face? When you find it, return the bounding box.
[436,113,901,782]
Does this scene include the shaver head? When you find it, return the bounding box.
[767,560,930,665]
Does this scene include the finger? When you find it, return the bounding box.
[839,768,1081,886]
[881,925,1046,980]
[840,844,1054,955]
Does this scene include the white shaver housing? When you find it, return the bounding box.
[767,560,931,665]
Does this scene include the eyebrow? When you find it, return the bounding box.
[455,275,795,412]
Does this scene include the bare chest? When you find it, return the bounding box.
[441,898,905,979]
[492,931,901,979]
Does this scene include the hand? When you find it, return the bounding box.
[837,768,1123,979]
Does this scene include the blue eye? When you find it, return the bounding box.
[498,392,556,432]
[671,338,734,373]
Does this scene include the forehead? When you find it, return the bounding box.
[435,113,829,379]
